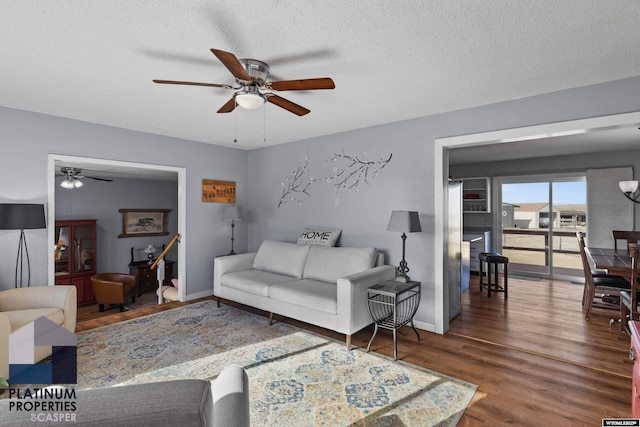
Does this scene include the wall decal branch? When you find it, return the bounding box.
[324,152,392,192]
[278,155,314,208]
[277,151,392,208]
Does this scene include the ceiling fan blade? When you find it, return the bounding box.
[210,49,251,82]
[86,176,113,182]
[267,95,310,116]
[217,97,237,113]
[269,78,335,91]
[153,79,232,89]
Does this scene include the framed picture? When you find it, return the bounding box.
[202,179,236,203]
[118,209,170,238]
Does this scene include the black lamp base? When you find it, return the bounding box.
[15,230,31,288]
[228,220,236,255]
[395,232,411,282]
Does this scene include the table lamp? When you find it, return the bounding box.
[387,210,422,282]
[143,244,157,264]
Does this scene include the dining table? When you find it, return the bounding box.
[585,246,633,278]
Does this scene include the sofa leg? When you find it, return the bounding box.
[118,304,125,312]
[98,304,105,312]
[217,296,221,308]
[269,312,274,326]
[346,334,352,351]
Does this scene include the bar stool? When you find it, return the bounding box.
[478,252,509,298]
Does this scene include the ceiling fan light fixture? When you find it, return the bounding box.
[60,177,83,189]
[235,92,265,110]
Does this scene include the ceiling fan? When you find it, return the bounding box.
[153,48,335,116]
[59,167,113,189]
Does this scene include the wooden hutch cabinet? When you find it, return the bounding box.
[54,219,97,304]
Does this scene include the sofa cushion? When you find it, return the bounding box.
[4,308,64,332]
[221,270,297,296]
[303,245,377,283]
[269,279,338,314]
[252,240,310,279]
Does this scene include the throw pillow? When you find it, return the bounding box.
[171,278,178,289]
[297,228,341,247]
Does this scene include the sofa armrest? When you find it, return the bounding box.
[336,265,396,335]
[211,364,250,427]
[0,286,77,333]
[213,252,257,296]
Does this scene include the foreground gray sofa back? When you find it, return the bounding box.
[0,365,249,427]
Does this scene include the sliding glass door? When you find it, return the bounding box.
[498,174,585,279]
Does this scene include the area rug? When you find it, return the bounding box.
[36,301,478,426]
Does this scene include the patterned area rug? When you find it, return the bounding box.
[57,301,478,425]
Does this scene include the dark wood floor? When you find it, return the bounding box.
[76,275,633,426]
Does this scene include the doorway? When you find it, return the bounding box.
[496,174,585,279]
[434,111,640,333]
[47,154,187,302]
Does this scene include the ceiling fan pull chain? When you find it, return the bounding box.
[264,104,267,143]
[234,98,238,144]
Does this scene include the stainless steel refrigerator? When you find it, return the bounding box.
[447,180,463,321]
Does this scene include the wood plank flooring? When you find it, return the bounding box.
[76,275,633,426]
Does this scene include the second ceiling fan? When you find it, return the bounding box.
[153,48,335,116]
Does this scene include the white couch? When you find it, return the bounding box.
[213,240,396,349]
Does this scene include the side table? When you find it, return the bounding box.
[129,261,174,297]
[366,280,421,360]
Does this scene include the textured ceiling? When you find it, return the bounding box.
[2,1,640,151]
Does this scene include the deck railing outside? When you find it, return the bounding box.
[502,228,582,272]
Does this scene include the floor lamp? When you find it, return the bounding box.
[223,205,244,255]
[387,210,422,282]
[0,203,46,288]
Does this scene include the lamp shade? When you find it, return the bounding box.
[143,244,157,255]
[619,180,639,194]
[0,204,46,230]
[223,205,244,221]
[387,210,422,233]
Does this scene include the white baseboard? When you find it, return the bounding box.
[413,319,436,333]
[185,290,214,301]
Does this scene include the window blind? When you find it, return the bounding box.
[586,167,634,248]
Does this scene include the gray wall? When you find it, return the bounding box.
[55,176,179,275]
[0,107,248,297]
[247,75,640,328]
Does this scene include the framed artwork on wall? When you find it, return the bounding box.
[118,209,170,238]
[202,179,236,203]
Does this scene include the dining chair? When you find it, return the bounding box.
[612,230,640,252]
[620,244,640,332]
[576,232,631,319]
